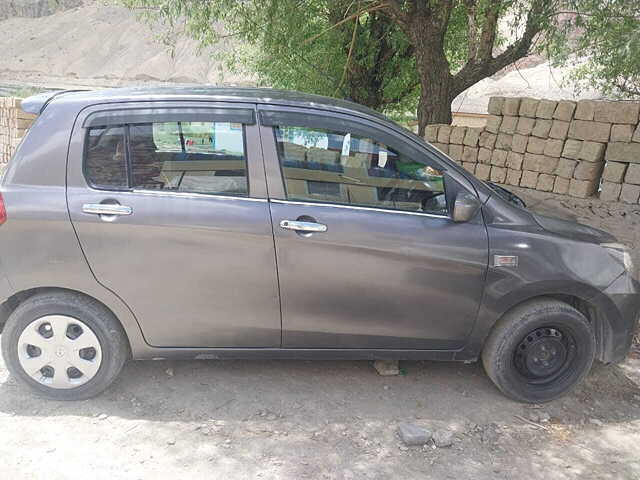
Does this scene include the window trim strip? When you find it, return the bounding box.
[269,198,450,219]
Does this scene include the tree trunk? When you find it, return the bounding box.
[412,29,456,136]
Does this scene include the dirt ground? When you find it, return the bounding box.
[1,187,639,480]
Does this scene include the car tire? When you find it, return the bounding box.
[482,298,596,403]
[1,291,129,400]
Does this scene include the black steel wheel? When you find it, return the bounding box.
[482,298,595,403]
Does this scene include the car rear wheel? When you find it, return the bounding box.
[1,291,129,400]
[482,298,596,403]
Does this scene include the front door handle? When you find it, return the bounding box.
[280,220,327,233]
[83,203,133,216]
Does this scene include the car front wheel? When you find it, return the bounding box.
[482,298,596,403]
[1,291,129,400]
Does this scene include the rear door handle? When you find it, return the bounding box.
[280,220,327,233]
[82,203,133,216]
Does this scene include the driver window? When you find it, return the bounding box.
[274,125,447,215]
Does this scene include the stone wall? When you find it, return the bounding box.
[0,98,36,165]
[425,97,640,204]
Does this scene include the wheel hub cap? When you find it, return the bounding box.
[17,315,103,389]
[514,327,575,381]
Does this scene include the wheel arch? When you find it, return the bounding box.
[0,287,133,356]
[460,280,623,363]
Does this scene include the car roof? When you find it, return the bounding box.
[22,86,390,122]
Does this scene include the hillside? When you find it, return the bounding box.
[0,0,247,89]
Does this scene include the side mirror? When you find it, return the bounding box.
[453,191,480,222]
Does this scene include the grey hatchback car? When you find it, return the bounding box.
[0,87,638,403]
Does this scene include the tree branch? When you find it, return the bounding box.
[453,0,549,94]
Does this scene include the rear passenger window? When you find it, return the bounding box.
[85,126,128,189]
[129,122,248,196]
[84,121,248,197]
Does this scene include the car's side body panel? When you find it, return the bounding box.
[65,102,282,348]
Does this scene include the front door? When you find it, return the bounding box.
[260,108,488,350]
[66,103,281,348]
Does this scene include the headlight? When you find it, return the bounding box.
[601,243,634,274]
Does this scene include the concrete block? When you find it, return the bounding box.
[553,176,570,194]
[568,120,611,143]
[578,141,606,162]
[519,97,540,117]
[505,168,522,186]
[503,97,521,116]
[536,99,558,119]
[475,163,491,180]
[449,144,464,162]
[449,126,467,144]
[496,133,513,150]
[553,100,577,121]
[463,127,483,147]
[491,149,508,167]
[605,142,640,163]
[540,156,559,174]
[626,164,640,185]
[485,115,502,134]
[600,182,622,202]
[544,139,564,158]
[532,119,552,138]
[549,120,570,140]
[516,117,536,135]
[499,115,518,134]
[620,183,640,204]
[479,132,497,149]
[437,125,452,144]
[568,178,598,198]
[526,137,546,155]
[373,360,399,376]
[462,162,476,174]
[573,161,604,181]
[610,124,634,142]
[536,174,555,192]
[520,170,539,188]
[512,134,529,153]
[488,96,505,115]
[633,124,640,143]
[562,139,582,159]
[602,162,627,183]
[462,146,479,162]
[477,147,492,164]
[490,166,507,183]
[506,151,524,170]
[432,143,449,154]
[594,101,639,124]
[523,153,542,172]
[575,100,597,121]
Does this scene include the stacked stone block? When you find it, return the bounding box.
[0,97,36,165]
[425,97,640,204]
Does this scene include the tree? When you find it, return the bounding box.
[123,0,420,116]
[547,0,640,99]
[123,0,640,135]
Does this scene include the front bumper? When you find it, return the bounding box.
[599,272,640,363]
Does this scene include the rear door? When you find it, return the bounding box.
[66,102,281,348]
[259,107,489,350]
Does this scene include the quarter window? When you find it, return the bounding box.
[274,125,447,215]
